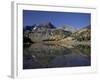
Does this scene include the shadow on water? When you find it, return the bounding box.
[23,43,91,69]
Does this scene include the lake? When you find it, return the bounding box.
[23,43,91,69]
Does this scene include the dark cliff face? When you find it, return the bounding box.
[23,36,33,43]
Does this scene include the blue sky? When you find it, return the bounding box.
[23,10,91,29]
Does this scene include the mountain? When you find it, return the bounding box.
[73,25,91,41]
[24,22,72,42]
[58,25,79,33]
[32,22,56,31]
[24,22,56,31]
[23,22,90,42]
[29,28,72,42]
[38,22,56,29]
[24,24,36,31]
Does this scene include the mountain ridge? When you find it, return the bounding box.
[23,22,91,42]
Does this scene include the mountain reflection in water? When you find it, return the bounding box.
[23,43,90,69]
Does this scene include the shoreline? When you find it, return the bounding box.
[42,40,90,45]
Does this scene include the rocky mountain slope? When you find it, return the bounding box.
[72,25,91,41]
[58,25,79,33]
[23,22,91,43]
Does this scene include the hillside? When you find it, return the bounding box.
[24,22,72,42]
[23,23,91,43]
[72,25,91,41]
[58,25,79,33]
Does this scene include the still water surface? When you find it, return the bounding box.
[23,43,90,69]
